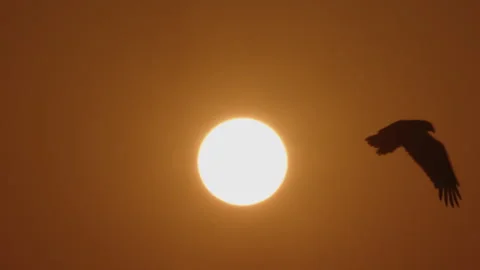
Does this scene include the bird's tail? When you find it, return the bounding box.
[365,134,381,148]
[365,134,400,155]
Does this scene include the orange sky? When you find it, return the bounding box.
[4,1,480,269]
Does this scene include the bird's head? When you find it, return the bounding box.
[419,120,435,133]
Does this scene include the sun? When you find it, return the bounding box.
[197,118,288,206]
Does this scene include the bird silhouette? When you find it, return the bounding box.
[366,120,462,207]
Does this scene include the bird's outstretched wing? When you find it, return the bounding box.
[403,135,462,207]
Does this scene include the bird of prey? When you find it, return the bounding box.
[366,120,462,207]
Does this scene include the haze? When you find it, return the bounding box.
[4,1,479,269]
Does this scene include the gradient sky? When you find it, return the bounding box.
[4,1,480,269]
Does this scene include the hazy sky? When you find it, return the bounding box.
[4,1,480,269]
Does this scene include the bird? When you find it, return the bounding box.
[365,120,462,207]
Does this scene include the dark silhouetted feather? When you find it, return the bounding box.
[366,120,461,207]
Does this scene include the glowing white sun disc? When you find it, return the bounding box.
[197,118,288,206]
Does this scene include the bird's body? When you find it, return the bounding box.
[366,120,461,207]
